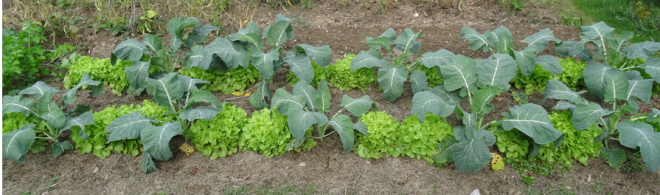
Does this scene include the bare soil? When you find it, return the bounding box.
[4,1,660,194]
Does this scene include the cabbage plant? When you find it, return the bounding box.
[411,53,565,172]
[270,80,372,153]
[176,14,332,109]
[543,22,660,172]
[105,73,222,173]
[458,26,563,78]
[110,17,219,93]
[349,28,424,101]
[3,72,103,162]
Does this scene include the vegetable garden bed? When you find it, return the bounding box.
[3,1,660,194]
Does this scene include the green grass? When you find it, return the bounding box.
[570,0,660,42]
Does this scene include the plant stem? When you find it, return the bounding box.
[314,108,345,140]
[43,122,59,138]
[620,66,640,71]
[185,120,191,132]
[629,116,646,121]
[600,37,609,64]
[599,117,612,134]
[331,108,344,119]
[467,91,473,107]
[171,49,181,72]
[387,49,394,63]
[476,117,484,130]
[481,120,499,130]
[312,130,336,139]
[184,91,191,108]
[604,139,609,148]
[42,130,57,141]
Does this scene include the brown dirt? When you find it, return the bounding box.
[4,1,660,194]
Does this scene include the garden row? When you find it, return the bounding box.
[3,15,660,174]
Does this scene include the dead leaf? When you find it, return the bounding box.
[93,167,99,173]
[190,167,198,175]
[637,6,651,18]
[179,143,195,156]
[299,162,306,167]
[231,91,251,96]
[285,166,290,170]
[243,174,251,180]
[495,97,503,102]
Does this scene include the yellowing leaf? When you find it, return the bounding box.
[179,143,195,156]
[146,10,158,18]
[231,91,251,96]
[491,152,505,171]
[637,6,651,18]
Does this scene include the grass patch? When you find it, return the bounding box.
[567,0,660,42]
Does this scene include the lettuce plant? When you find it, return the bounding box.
[543,22,660,172]
[494,111,603,168]
[398,114,453,163]
[350,28,424,101]
[328,54,378,91]
[418,65,443,88]
[238,108,316,157]
[512,56,595,95]
[355,111,400,159]
[186,103,247,159]
[493,124,530,159]
[355,112,453,163]
[412,53,564,172]
[270,80,373,153]
[2,72,103,162]
[512,64,554,95]
[178,65,261,94]
[287,54,378,91]
[3,113,34,134]
[109,17,219,93]
[554,57,589,91]
[538,110,603,168]
[63,54,133,94]
[105,73,223,173]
